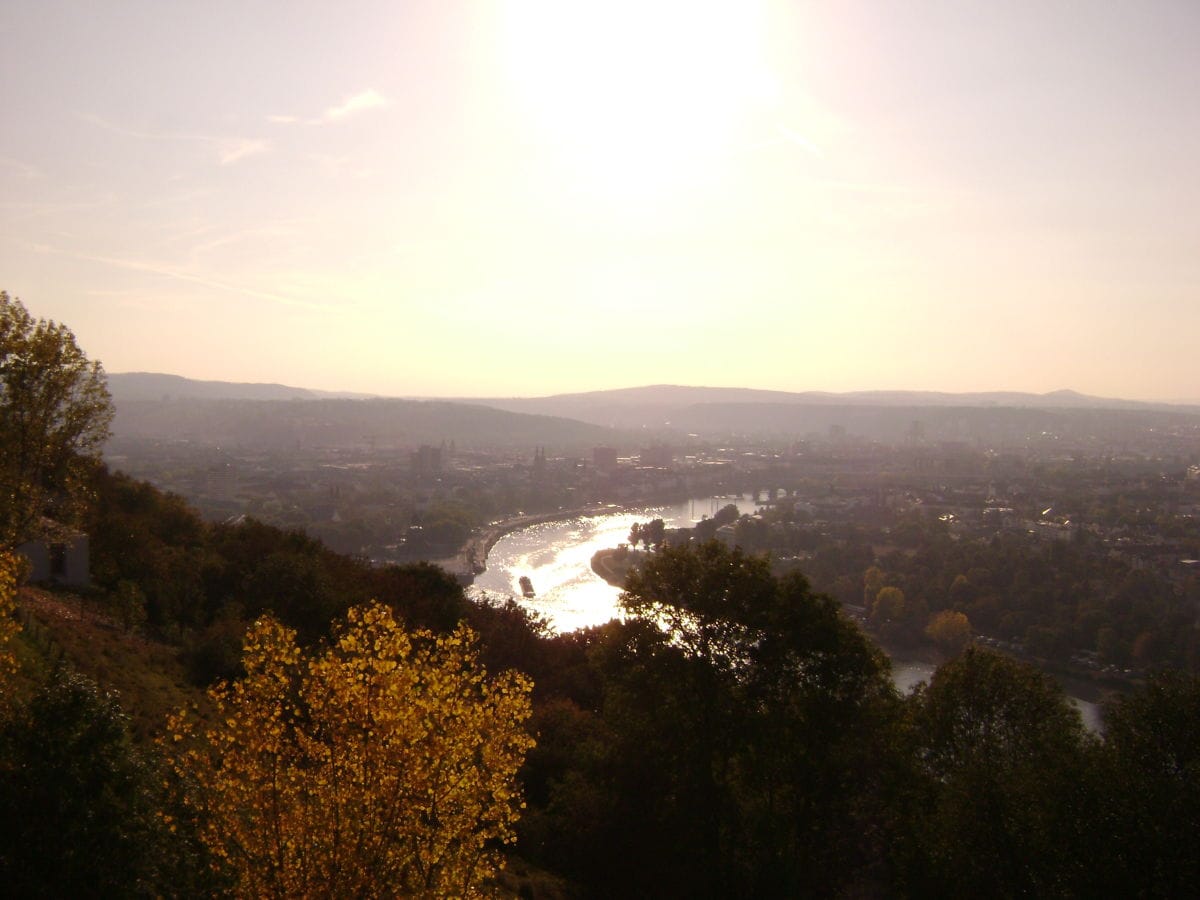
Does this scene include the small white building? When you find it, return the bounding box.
[17,523,90,588]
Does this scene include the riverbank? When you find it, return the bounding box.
[438,493,755,584]
[590,546,647,588]
[592,543,1121,708]
[432,505,627,583]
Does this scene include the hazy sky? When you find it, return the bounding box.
[2,1,1198,400]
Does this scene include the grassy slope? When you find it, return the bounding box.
[15,586,210,742]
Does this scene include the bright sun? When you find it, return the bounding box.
[500,1,778,205]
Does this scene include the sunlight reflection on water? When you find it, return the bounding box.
[473,497,758,632]
[471,497,1104,733]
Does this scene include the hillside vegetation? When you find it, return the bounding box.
[1,300,1197,895]
[3,468,1198,896]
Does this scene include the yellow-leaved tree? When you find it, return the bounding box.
[0,551,19,689]
[165,601,534,898]
[926,609,973,656]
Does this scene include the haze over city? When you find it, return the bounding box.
[3,1,1198,401]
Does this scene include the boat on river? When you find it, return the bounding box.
[519,575,535,598]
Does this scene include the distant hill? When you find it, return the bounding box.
[658,401,1200,443]
[107,372,375,402]
[109,397,622,452]
[105,375,1200,447]
[466,384,1199,431]
[106,373,627,452]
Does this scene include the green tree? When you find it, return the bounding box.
[240,548,341,643]
[621,540,774,673]
[712,502,740,527]
[731,570,906,895]
[628,521,643,549]
[550,618,725,897]
[111,579,147,634]
[618,541,903,895]
[643,517,666,550]
[0,668,208,896]
[617,544,767,893]
[1096,672,1200,895]
[373,560,472,634]
[907,647,1094,896]
[0,292,113,548]
[871,585,906,624]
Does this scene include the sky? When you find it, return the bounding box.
[2,1,1199,401]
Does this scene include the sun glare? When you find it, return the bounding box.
[500,1,778,205]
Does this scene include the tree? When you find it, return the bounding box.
[643,517,666,550]
[621,540,774,672]
[712,503,740,527]
[240,548,341,643]
[618,541,902,895]
[948,572,975,607]
[907,647,1093,896]
[1096,672,1200,895]
[627,519,665,551]
[628,521,643,549]
[863,565,885,606]
[693,516,717,541]
[871,585,906,624]
[165,601,534,897]
[0,292,113,548]
[111,579,147,634]
[0,668,207,896]
[925,609,972,656]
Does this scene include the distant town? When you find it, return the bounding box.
[105,375,1200,679]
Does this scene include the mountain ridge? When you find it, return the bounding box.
[464,384,1200,431]
[110,373,1192,411]
[105,374,1200,445]
[107,372,376,402]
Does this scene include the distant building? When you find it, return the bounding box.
[17,522,90,588]
[412,444,443,475]
[639,445,674,468]
[205,465,239,501]
[593,446,619,471]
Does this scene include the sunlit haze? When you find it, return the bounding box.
[2,1,1198,400]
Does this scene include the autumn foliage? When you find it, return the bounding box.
[925,609,973,656]
[0,552,19,689]
[165,601,534,898]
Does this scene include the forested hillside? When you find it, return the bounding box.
[3,470,1198,896]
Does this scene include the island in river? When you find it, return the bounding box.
[590,546,645,588]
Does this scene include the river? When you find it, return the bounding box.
[471,497,1103,732]
[472,496,760,631]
